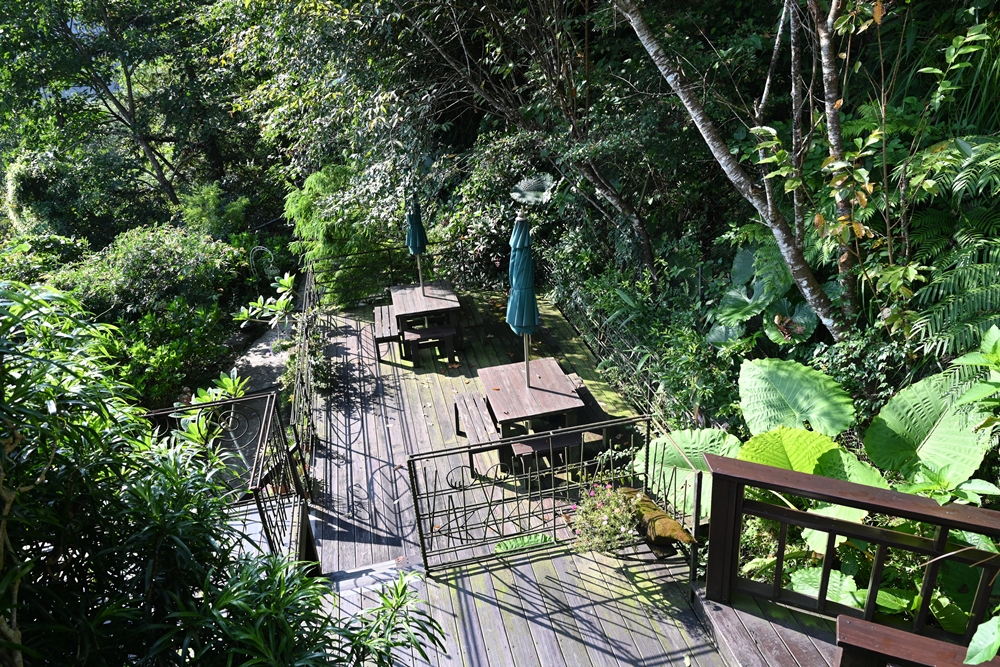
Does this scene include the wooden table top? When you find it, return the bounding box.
[390,281,460,319]
[478,357,584,424]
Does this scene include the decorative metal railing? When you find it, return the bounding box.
[290,269,319,478]
[555,290,698,432]
[408,415,701,573]
[145,390,312,558]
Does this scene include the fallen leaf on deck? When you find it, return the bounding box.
[486,334,494,339]
[492,387,500,391]
[465,380,471,384]
[448,363,461,369]
[393,464,404,471]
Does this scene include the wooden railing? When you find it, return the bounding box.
[704,454,1000,642]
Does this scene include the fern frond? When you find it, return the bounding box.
[753,240,794,299]
[912,239,1000,356]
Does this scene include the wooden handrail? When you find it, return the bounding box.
[704,454,1000,536]
[703,453,1000,643]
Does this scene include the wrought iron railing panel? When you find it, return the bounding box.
[409,417,665,571]
[145,390,310,557]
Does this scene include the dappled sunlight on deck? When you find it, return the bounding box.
[306,291,723,665]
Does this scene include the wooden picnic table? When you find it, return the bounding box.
[389,281,463,353]
[478,357,584,437]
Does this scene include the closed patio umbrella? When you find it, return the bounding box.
[506,211,539,387]
[406,198,428,293]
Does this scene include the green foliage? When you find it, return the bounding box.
[810,329,913,428]
[572,483,641,554]
[967,615,1000,664]
[117,297,229,406]
[737,427,839,473]
[335,571,446,667]
[51,224,240,319]
[179,181,250,239]
[911,238,1000,357]
[0,233,89,284]
[864,374,992,489]
[494,533,554,554]
[0,282,443,664]
[234,272,297,329]
[738,359,856,437]
[787,568,861,609]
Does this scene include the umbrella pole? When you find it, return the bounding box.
[524,334,530,387]
[417,255,425,295]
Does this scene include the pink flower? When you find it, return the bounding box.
[606,484,612,489]
[589,491,595,496]
[575,529,581,535]
[571,504,578,510]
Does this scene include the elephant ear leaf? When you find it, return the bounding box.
[864,374,991,486]
[737,427,839,474]
[637,429,742,473]
[739,358,855,436]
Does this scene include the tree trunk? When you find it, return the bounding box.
[807,0,860,324]
[614,0,848,342]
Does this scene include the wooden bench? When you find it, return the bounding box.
[836,615,1000,667]
[454,393,499,443]
[402,325,456,368]
[373,305,399,361]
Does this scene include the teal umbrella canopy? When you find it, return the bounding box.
[406,199,427,256]
[506,215,539,335]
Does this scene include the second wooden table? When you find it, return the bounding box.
[477,357,584,437]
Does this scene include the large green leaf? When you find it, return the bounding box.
[739,359,855,436]
[814,448,889,488]
[802,503,868,554]
[716,280,774,326]
[788,568,860,608]
[966,615,1000,665]
[634,429,741,522]
[737,427,839,473]
[640,429,742,472]
[864,374,991,485]
[762,299,818,346]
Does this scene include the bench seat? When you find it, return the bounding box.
[373,305,399,361]
[402,325,456,367]
[454,393,499,444]
[836,615,1000,667]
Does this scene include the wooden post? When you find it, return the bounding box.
[705,473,744,604]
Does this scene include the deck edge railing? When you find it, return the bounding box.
[145,389,313,560]
[704,453,1000,643]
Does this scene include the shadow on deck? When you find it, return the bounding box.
[305,291,731,665]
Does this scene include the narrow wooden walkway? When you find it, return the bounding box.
[307,291,725,665]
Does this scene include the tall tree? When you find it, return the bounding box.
[613,0,849,341]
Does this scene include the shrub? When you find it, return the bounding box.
[572,483,641,554]
[179,181,250,239]
[117,297,230,407]
[0,233,90,283]
[51,224,241,319]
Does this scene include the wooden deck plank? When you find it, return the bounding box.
[466,565,518,667]
[623,551,727,667]
[754,597,834,667]
[422,572,464,667]
[488,561,544,667]
[561,553,642,666]
[527,549,596,667]
[730,592,802,667]
[591,549,683,667]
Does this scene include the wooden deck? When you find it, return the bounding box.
[306,291,735,665]
[694,589,838,667]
